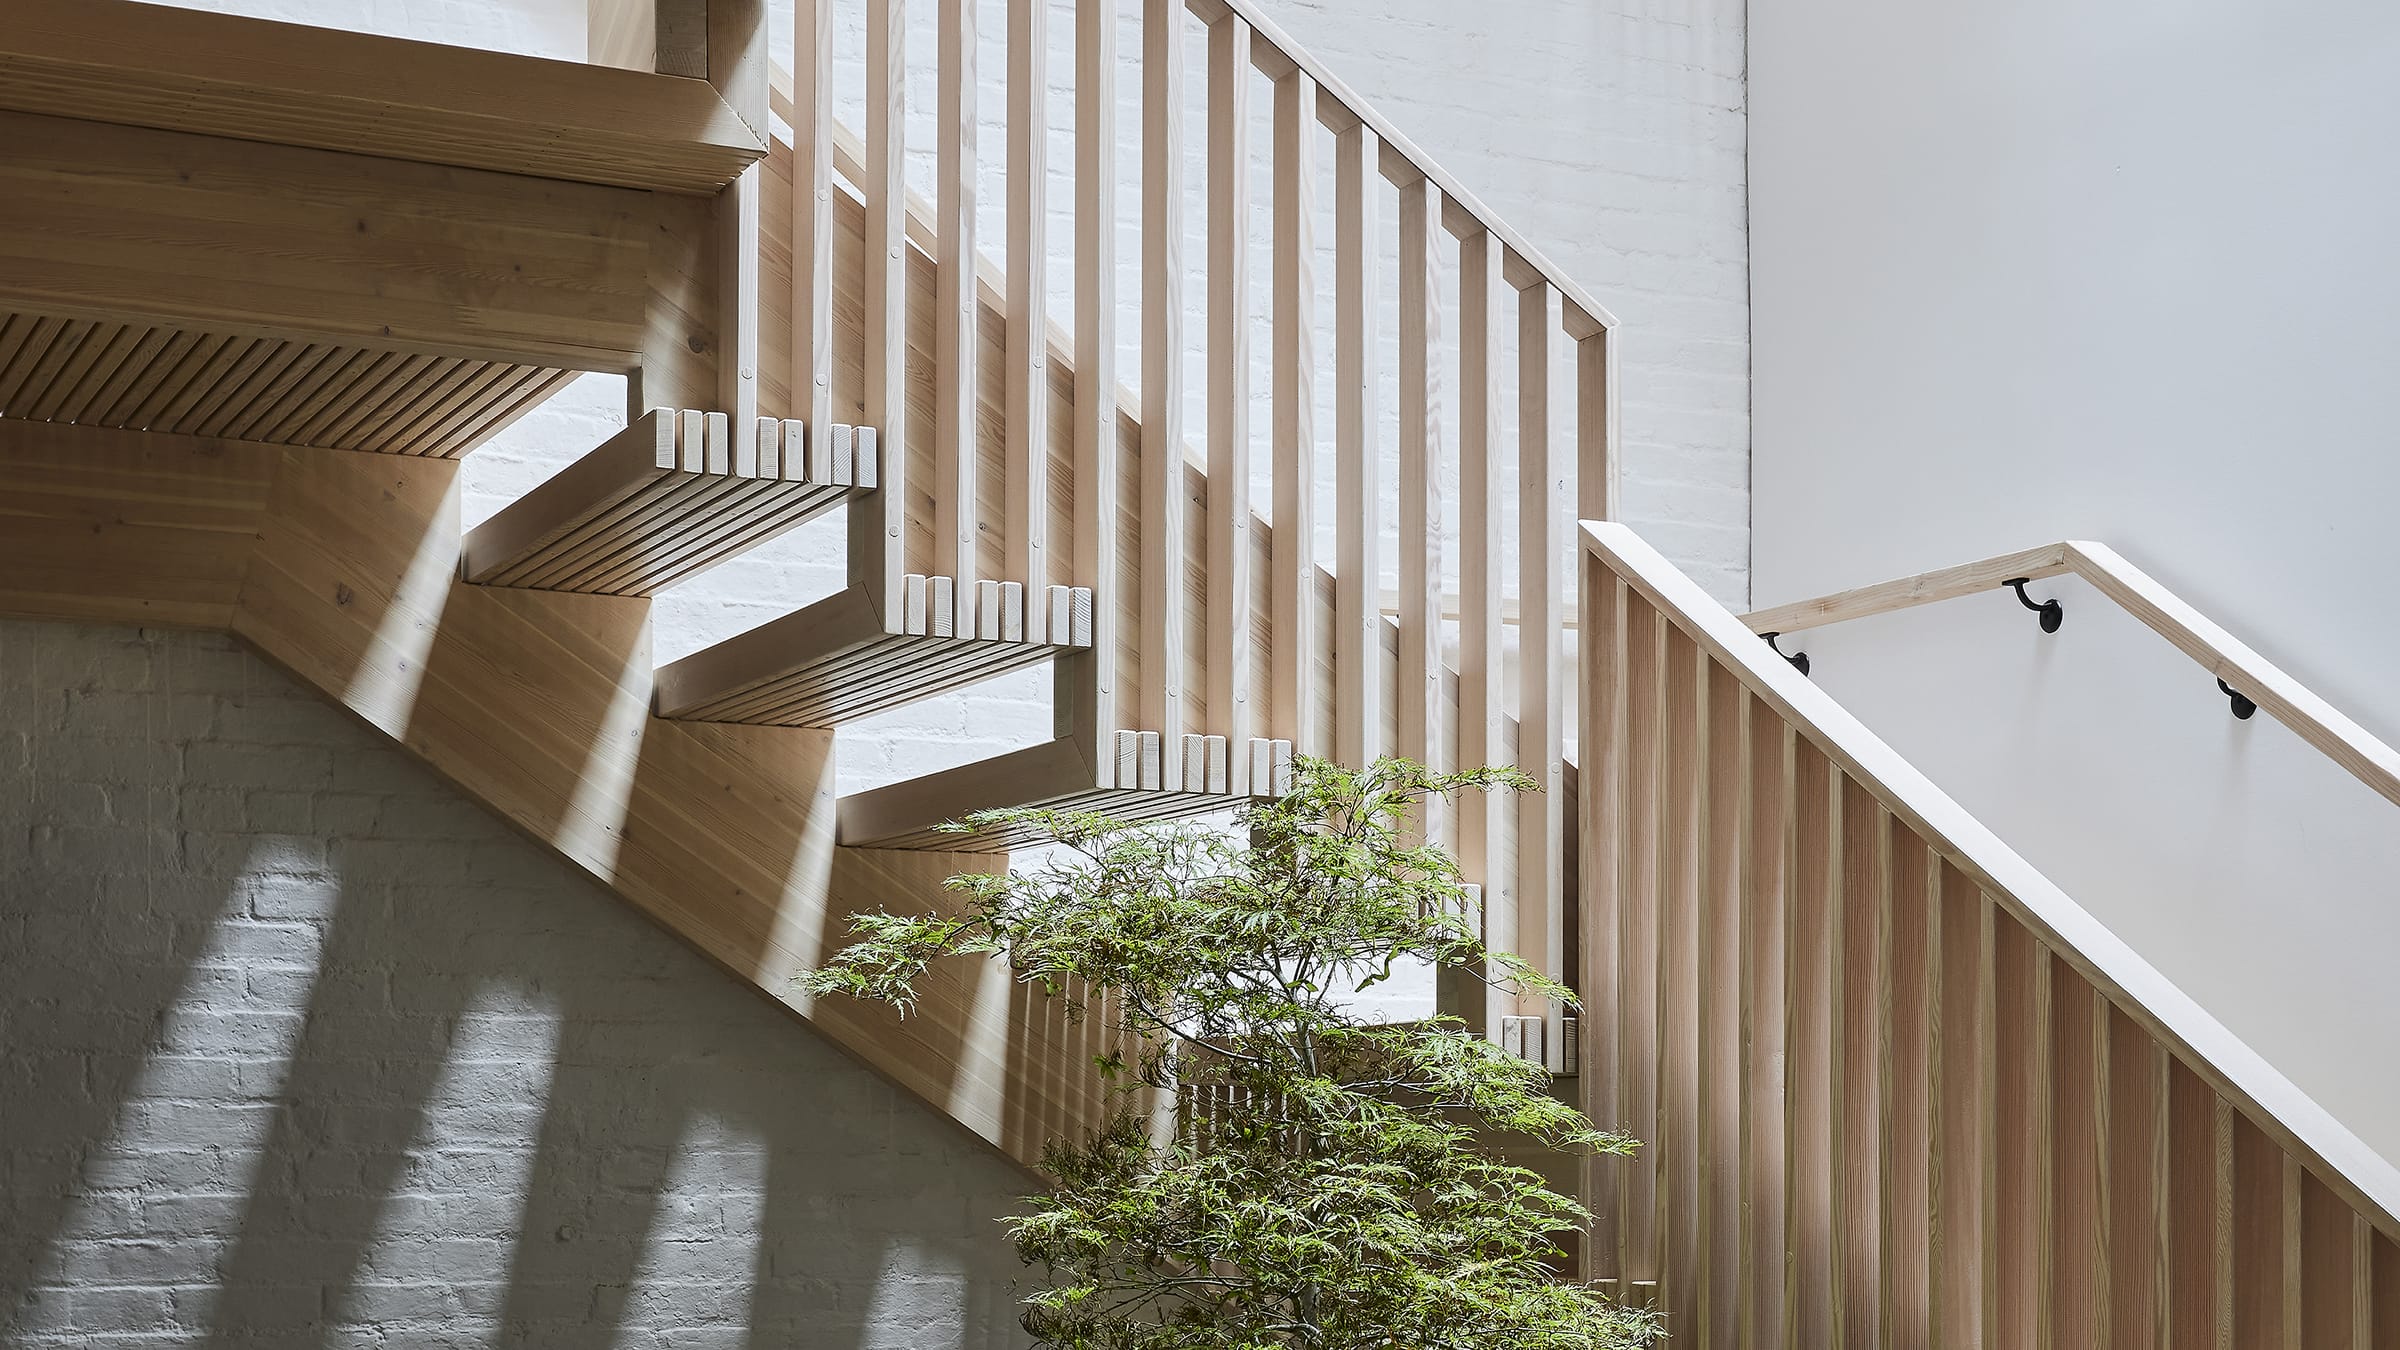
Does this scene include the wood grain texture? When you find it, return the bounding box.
[1456,230,1506,924]
[1061,0,1122,783]
[0,426,1119,1171]
[837,734,1284,851]
[1395,176,1441,824]
[1515,280,1563,1051]
[1205,11,1256,792]
[855,0,910,625]
[652,580,1088,728]
[1268,70,1320,761]
[932,0,981,631]
[1331,121,1381,770]
[0,419,275,629]
[0,112,654,372]
[0,0,762,194]
[0,312,573,458]
[1584,519,2400,1347]
[1140,0,1191,787]
[1005,0,1052,641]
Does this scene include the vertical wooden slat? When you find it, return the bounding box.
[2168,1063,2234,1349]
[855,0,908,623]
[1006,0,1050,638]
[1617,595,1665,1283]
[1882,829,1934,1349]
[1580,567,1626,1268]
[1456,229,1505,908]
[1974,891,2005,1350]
[1991,916,2054,1350]
[2306,1172,2364,1350]
[1064,0,1119,779]
[1930,868,1990,1350]
[1831,778,1885,1350]
[1206,12,1254,790]
[1332,120,1382,769]
[1141,0,1189,785]
[2372,1227,2399,1350]
[2357,1217,2383,1350]
[2106,1007,2171,1350]
[1396,173,1442,811]
[2051,969,2108,1349]
[790,0,831,436]
[2234,1116,2297,1349]
[1268,70,1319,761]
[1575,321,1618,521]
[1697,661,1746,1345]
[1516,278,1563,1057]
[1655,627,1701,1330]
[934,0,979,633]
[1784,740,1836,1350]
[1742,699,1792,1350]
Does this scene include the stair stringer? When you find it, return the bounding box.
[0,416,1125,1174]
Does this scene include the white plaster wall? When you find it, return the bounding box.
[0,621,1030,1348]
[1752,0,2400,1159]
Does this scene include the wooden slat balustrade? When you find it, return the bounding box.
[1581,520,2400,1345]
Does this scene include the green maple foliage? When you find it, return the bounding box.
[799,757,1658,1350]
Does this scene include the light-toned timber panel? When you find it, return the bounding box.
[0,0,762,194]
[463,409,870,596]
[1740,540,2400,813]
[0,419,275,629]
[0,111,654,372]
[0,312,575,459]
[0,419,1118,1172]
[1582,521,2400,1341]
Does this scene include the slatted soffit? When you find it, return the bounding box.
[0,315,576,459]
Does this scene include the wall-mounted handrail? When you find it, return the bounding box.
[1582,520,2400,1342]
[1741,541,2400,811]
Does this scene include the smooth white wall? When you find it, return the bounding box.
[1752,1,2400,1159]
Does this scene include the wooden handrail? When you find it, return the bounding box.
[1581,519,2400,1341]
[1742,541,2400,812]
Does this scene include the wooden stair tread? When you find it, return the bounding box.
[837,731,1292,851]
[653,577,1095,728]
[463,409,873,597]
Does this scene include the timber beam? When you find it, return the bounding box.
[0,0,764,194]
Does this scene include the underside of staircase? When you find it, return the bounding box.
[8,0,2400,1343]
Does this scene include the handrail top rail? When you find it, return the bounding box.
[1739,539,2400,812]
[1583,520,2400,1242]
[764,0,1620,340]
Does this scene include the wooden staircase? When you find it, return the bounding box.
[6,0,2400,1343]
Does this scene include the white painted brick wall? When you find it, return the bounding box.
[0,620,1029,1348]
